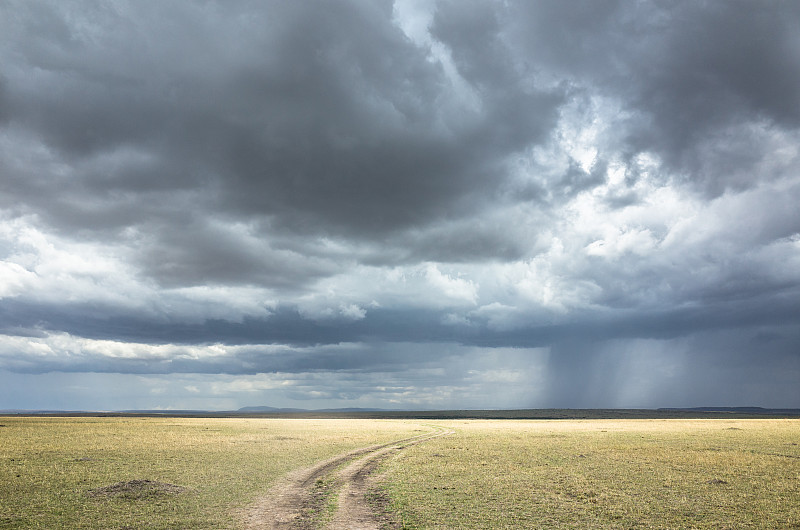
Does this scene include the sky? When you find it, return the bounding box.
[1,0,799,411]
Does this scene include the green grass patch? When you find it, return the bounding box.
[0,416,424,529]
[383,419,800,529]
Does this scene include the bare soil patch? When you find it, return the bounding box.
[240,427,451,529]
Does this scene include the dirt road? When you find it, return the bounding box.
[240,427,451,529]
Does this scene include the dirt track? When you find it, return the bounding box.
[240,427,452,529]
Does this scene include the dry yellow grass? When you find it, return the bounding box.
[3,416,798,528]
[0,416,426,528]
[383,419,800,529]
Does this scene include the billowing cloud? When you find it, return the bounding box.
[0,0,799,410]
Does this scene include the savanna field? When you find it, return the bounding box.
[1,416,798,528]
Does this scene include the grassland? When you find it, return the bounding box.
[2,416,798,529]
[0,416,426,529]
[383,419,800,529]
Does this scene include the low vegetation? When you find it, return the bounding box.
[2,416,798,528]
[383,419,800,528]
[0,416,424,528]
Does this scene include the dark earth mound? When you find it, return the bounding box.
[88,479,186,499]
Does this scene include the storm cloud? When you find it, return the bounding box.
[1,0,799,410]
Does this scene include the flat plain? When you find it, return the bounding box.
[383,419,800,528]
[0,416,426,528]
[1,416,798,528]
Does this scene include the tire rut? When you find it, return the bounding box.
[240,427,452,529]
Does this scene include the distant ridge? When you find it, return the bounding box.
[658,406,800,415]
[3,407,799,418]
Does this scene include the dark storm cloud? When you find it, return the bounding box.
[4,0,794,273]
[1,0,800,409]
[540,324,800,409]
[0,0,561,275]
[131,217,341,288]
[507,0,800,195]
[4,280,798,369]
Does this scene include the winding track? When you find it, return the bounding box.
[240,426,452,529]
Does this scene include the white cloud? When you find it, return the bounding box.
[0,332,236,366]
[210,376,293,394]
[0,260,36,298]
[339,303,367,320]
[423,263,479,305]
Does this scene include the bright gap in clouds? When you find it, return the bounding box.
[1,1,799,410]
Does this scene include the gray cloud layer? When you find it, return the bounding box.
[1,0,799,409]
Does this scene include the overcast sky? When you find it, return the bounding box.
[1,0,799,411]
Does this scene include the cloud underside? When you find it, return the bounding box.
[1,0,799,408]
